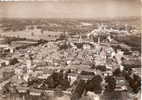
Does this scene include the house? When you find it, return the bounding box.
[115,77,128,91]
[29,89,43,96]
[0,59,10,66]
[0,38,14,54]
[68,73,78,85]
[16,86,29,93]
[83,43,92,50]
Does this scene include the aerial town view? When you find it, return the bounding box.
[0,0,141,100]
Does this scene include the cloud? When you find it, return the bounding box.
[2,0,139,2]
[27,0,138,1]
[0,0,140,18]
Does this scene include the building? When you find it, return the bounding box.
[0,38,9,50]
[101,91,128,100]
[25,25,63,41]
[0,37,14,54]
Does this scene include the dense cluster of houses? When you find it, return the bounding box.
[0,23,141,100]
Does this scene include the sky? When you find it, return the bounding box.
[0,0,141,19]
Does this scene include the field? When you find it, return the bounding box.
[0,17,141,51]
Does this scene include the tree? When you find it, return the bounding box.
[105,75,116,92]
[85,75,103,94]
